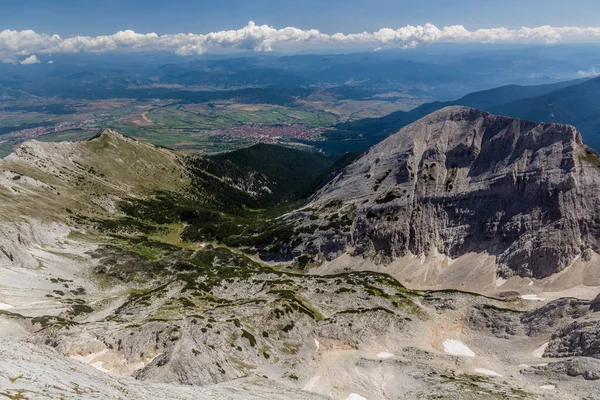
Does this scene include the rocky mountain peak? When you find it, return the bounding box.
[90,128,133,141]
[290,106,600,279]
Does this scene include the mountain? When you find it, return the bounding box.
[319,78,592,155]
[196,143,335,206]
[456,78,591,109]
[7,48,597,105]
[491,77,600,150]
[156,61,311,88]
[1,127,600,399]
[288,107,600,281]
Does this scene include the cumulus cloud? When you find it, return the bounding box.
[2,22,600,62]
[577,67,600,78]
[20,54,40,64]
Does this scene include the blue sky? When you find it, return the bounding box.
[2,0,600,36]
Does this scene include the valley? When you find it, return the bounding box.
[4,48,600,161]
[0,93,420,157]
[0,110,599,399]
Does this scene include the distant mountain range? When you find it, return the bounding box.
[320,77,600,154]
[3,47,599,101]
[490,77,600,150]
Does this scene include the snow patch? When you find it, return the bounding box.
[495,277,507,287]
[474,368,502,377]
[0,302,14,310]
[521,294,544,301]
[532,342,549,358]
[443,339,475,357]
[345,394,367,400]
[70,348,109,364]
[540,384,555,390]
[90,361,111,373]
[303,375,321,391]
[377,351,394,359]
[314,337,320,351]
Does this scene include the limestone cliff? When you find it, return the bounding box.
[290,106,600,278]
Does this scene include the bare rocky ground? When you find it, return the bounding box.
[2,230,599,399]
[0,125,599,399]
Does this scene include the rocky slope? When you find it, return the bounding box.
[0,339,327,400]
[0,129,189,270]
[1,126,600,399]
[289,106,600,279]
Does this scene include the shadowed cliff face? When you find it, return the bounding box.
[290,106,600,278]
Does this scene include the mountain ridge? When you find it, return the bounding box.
[287,106,600,281]
[318,77,596,155]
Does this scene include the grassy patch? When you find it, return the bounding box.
[579,151,600,167]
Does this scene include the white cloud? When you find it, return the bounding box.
[577,67,600,78]
[47,60,53,64]
[2,22,600,62]
[20,54,40,64]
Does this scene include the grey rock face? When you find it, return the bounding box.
[535,357,600,380]
[520,297,600,360]
[545,321,600,358]
[591,293,600,312]
[468,304,523,339]
[564,357,600,380]
[521,298,590,337]
[292,106,600,278]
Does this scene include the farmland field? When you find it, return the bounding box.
[0,82,425,156]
